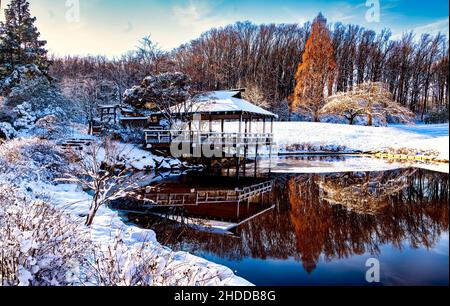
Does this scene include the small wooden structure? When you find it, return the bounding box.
[98,105,120,124]
[144,90,278,160]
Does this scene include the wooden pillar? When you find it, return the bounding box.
[189,120,193,156]
[269,118,275,174]
[237,201,240,220]
[221,119,225,157]
[236,114,243,178]
[254,142,258,177]
[244,118,249,159]
[238,115,243,134]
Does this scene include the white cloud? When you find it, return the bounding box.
[412,18,449,37]
[391,18,449,40]
[172,0,233,35]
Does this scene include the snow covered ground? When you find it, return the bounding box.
[273,122,449,161]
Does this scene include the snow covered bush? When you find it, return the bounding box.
[1,64,50,98]
[32,115,69,140]
[1,65,77,126]
[115,126,144,143]
[0,183,91,286]
[0,122,17,140]
[88,235,165,286]
[88,233,228,286]
[0,138,67,183]
[59,138,150,226]
[424,108,449,124]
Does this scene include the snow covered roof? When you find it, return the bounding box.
[170,91,278,119]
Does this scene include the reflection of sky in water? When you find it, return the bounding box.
[199,238,449,286]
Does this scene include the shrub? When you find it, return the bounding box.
[32,115,69,140]
[424,108,449,124]
[88,233,225,286]
[0,183,91,286]
[0,138,67,183]
[0,122,17,140]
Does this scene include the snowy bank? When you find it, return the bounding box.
[40,182,251,286]
[273,122,449,161]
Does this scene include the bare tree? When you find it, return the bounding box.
[59,138,148,226]
[49,20,449,121]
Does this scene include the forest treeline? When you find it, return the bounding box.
[34,21,450,121]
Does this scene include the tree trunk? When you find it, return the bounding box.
[367,114,373,126]
[85,212,96,227]
[313,111,320,122]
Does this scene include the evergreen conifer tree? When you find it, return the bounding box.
[0,0,50,79]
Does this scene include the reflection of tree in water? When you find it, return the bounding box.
[318,169,418,215]
[131,168,448,274]
[288,168,449,273]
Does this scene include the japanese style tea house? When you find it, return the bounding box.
[144,90,278,159]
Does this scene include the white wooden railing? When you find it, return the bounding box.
[144,129,274,147]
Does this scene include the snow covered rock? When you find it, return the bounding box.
[12,102,37,129]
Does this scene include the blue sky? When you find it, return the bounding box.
[1,0,448,57]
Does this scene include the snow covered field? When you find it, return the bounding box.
[273,122,449,161]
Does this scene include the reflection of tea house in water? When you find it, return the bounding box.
[119,175,276,230]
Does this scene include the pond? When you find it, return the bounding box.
[120,156,449,286]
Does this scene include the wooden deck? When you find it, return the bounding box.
[144,129,274,152]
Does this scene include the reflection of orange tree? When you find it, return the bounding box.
[288,169,449,273]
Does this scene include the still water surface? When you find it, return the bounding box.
[124,157,449,286]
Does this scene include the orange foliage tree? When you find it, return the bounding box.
[292,14,336,122]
